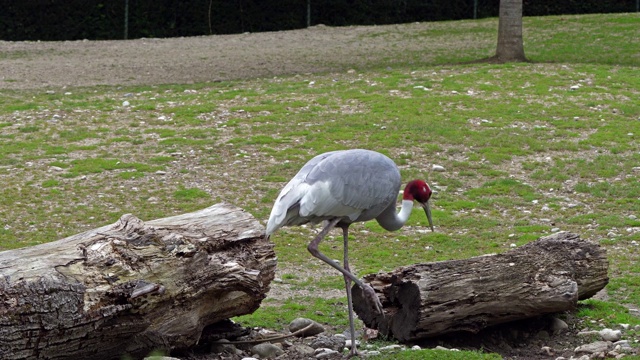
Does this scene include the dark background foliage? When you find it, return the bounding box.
[0,0,637,41]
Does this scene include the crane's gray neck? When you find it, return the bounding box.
[376,200,413,231]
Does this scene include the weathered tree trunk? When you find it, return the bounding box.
[0,203,276,360]
[353,232,608,342]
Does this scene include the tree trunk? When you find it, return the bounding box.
[353,232,608,342]
[0,203,276,360]
[493,0,527,62]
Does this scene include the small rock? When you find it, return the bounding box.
[290,344,315,357]
[432,164,445,172]
[575,341,611,354]
[241,358,259,360]
[122,100,130,107]
[49,166,64,172]
[570,85,580,90]
[210,339,238,355]
[155,170,167,175]
[345,339,360,349]
[540,346,554,356]
[314,348,338,359]
[550,317,568,334]
[379,344,403,351]
[289,318,325,337]
[143,357,181,360]
[309,335,345,352]
[364,327,378,340]
[411,345,422,350]
[599,328,622,342]
[577,330,599,337]
[251,343,283,358]
[613,340,633,352]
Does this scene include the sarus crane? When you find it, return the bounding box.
[266,149,434,356]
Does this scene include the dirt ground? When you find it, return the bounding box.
[1,25,636,359]
[0,23,448,90]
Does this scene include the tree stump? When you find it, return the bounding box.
[353,232,608,342]
[0,203,276,360]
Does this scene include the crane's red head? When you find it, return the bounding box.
[403,180,435,231]
[403,180,432,203]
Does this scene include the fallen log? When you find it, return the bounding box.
[0,203,276,360]
[353,232,608,342]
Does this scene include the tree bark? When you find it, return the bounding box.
[0,203,276,360]
[353,232,608,342]
[493,0,527,62]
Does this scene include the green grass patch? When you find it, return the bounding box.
[173,187,209,200]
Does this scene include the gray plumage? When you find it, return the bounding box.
[266,149,401,234]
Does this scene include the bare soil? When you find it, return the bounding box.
[0,23,454,90]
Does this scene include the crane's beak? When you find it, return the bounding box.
[420,201,434,231]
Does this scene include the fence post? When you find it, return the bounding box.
[124,0,129,39]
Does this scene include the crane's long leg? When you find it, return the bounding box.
[341,225,358,357]
[307,219,384,313]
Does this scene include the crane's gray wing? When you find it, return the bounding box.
[265,151,341,235]
[304,149,401,220]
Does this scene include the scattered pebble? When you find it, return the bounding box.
[345,339,360,348]
[379,344,403,351]
[540,346,554,356]
[575,341,610,354]
[251,343,283,358]
[289,318,325,337]
[358,350,381,356]
[599,328,622,342]
[550,317,568,334]
[314,348,338,358]
[309,335,345,352]
[432,164,445,172]
[122,100,130,107]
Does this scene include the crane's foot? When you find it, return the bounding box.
[362,283,384,315]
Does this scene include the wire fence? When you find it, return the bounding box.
[1,0,637,41]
